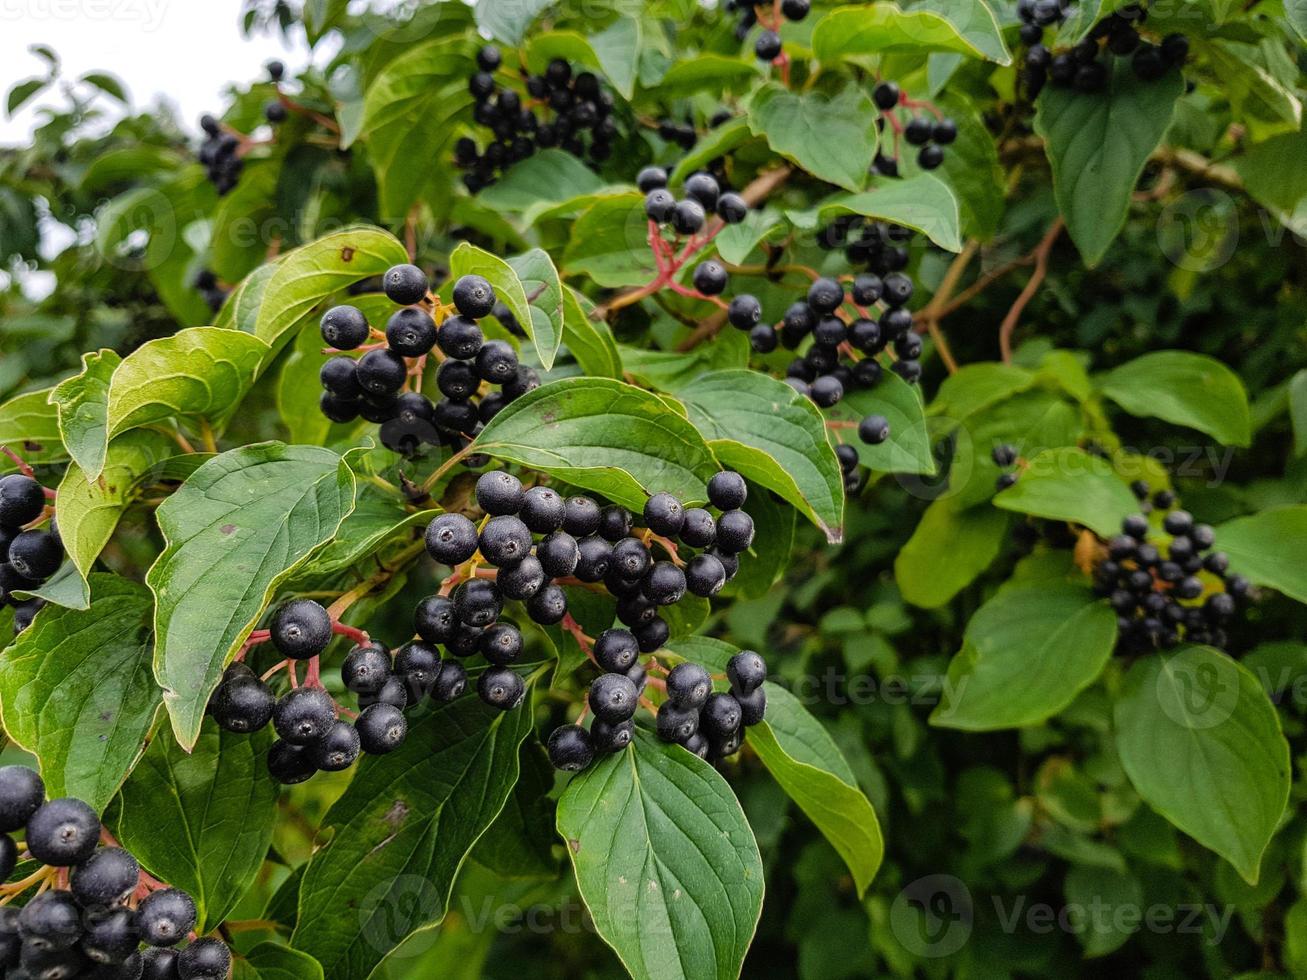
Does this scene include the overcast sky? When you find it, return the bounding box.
[0,2,310,144]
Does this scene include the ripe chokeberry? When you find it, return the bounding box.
[715,510,755,553]
[385,307,437,357]
[644,561,687,605]
[71,848,140,910]
[273,688,336,746]
[727,651,767,695]
[478,515,533,566]
[425,513,479,566]
[547,725,596,772]
[382,263,429,306]
[270,599,332,660]
[807,277,844,314]
[341,643,391,695]
[356,702,408,754]
[453,274,496,318]
[357,348,408,395]
[479,667,526,710]
[588,673,639,723]
[643,492,685,536]
[667,661,712,709]
[309,721,362,772]
[177,937,232,980]
[692,260,728,296]
[267,740,317,785]
[595,628,640,673]
[498,555,546,599]
[26,797,100,866]
[590,718,634,753]
[671,199,706,235]
[858,414,890,445]
[521,486,565,533]
[136,889,197,947]
[656,704,700,743]
[537,531,580,578]
[0,474,45,527]
[211,674,275,733]
[0,764,44,832]
[754,29,782,61]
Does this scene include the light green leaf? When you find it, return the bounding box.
[917,0,1011,65]
[478,150,606,213]
[787,174,963,252]
[506,248,564,372]
[811,4,989,62]
[895,497,1008,608]
[0,386,67,473]
[1064,866,1143,957]
[1115,647,1290,884]
[294,695,534,980]
[748,84,879,193]
[656,57,760,98]
[932,583,1117,730]
[562,192,657,288]
[474,0,552,43]
[825,372,935,476]
[472,378,719,510]
[1035,59,1183,264]
[557,732,764,980]
[147,443,357,749]
[1290,370,1307,457]
[1215,506,1307,605]
[561,287,622,379]
[678,369,845,542]
[49,349,120,476]
[992,447,1138,537]
[255,226,408,355]
[930,362,1036,422]
[1099,350,1252,446]
[233,942,324,980]
[0,575,158,814]
[112,719,277,931]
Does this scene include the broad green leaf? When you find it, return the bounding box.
[277,320,338,447]
[11,562,90,611]
[255,226,408,355]
[747,84,879,192]
[102,327,268,464]
[917,0,1011,65]
[1215,506,1307,605]
[506,248,564,371]
[217,262,280,334]
[472,378,719,510]
[620,330,751,392]
[934,91,1006,239]
[294,695,534,980]
[79,71,127,102]
[210,161,280,282]
[656,57,760,98]
[360,38,474,215]
[670,118,756,184]
[1114,647,1290,884]
[930,362,1035,422]
[147,443,356,749]
[992,447,1138,537]
[1099,351,1252,446]
[825,372,935,476]
[931,584,1117,730]
[55,430,181,587]
[232,942,324,980]
[112,720,278,931]
[0,386,67,472]
[1233,128,1307,237]
[1203,40,1302,142]
[787,174,963,252]
[478,150,606,213]
[49,349,120,476]
[1290,370,1307,456]
[450,243,533,354]
[291,481,433,578]
[678,370,844,542]
[562,287,622,379]
[811,4,989,61]
[1064,866,1143,957]
[557,732,764,980]
[562,192,657,288]
[6,78,49,117]
[895,497,1008,608]
[1035,60,1183,264]
[474,0,552,43]
[0,575,158,813]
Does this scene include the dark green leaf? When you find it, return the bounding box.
[895,497,1008,608]
[1099,350,1252,446]
[747,84,879,192]
[1215,506,1307,605]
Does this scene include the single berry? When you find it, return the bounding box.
[431,659,469,702]
[737,686,767,726]
[684,173,720,210]
[177,938,232,980]
[685,554,727,597]
[873,81,901,110]
[656,704,700,743]
[383,263,429,305]
[692,261,728,296]
[679,508,717,548]
[727,651,766,695]
[594,628,640,673]
[0,765,44,833]
[645,188,676,223]
[436,315,484,359]
[136,889,197,947]
[636,166,668,192]
[667,661,712,709]
[707,471,747,511]
[341,643,391,695]
[82,906,141,964]
[26,797,100,866]
[644,492,685,536]
[527,583,568,624]
[807,277,844,315]
[521,486,565,533]
[356,702,408,754]
[918,144,944,170]
[273,687,336,746]
[357,348,408,395]
[716,192,748,224]
[754,29,782,61]
[643,561,687,605]
[478,666,525,710]
[267,740,317,784]
[0,474,45,527]
[385,307,437,357]
[475,340,519,384]
[701,691,743,737]
[671,199,706,235]
[425,513,479,565]
[589,673,639,723]
[17,890,82,952]
[715,510,755,554]
[309,720,362,772]
[728,294,762,330]
[498,555,546,600]
[320,356,362,398]
[858,414,890,445]
[537,530,580,578]
[563,496,602,537]
[414,596,457,644]
[71,847,140,910]
[598,505,634,542]
[211,676,275,733]
[270,599,332,660]
[453,578,503,628]
[991,444,1018,467]
[452,275,496,318]
[590,718,634,753]
[476,45,501,71]
[547,725,595,772]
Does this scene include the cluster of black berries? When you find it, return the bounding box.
[196,115,241,196]
[425,469,756,658]
[1022,3,1188,97]
[818,216,914,277]
[726,0,809,60]
[457,47,617,191]
[0,766,229,978]
[993,443,1020,490]
[0,472,61,635]
[208,600,427,785]
[869,82,956,176]
[192,270,228,313]
[318,263,537,457]
[639,167,749,235]
[738,273,915,445]
[1095,501,1250,653]
[548,648,768,773]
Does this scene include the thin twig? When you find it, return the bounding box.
[998,218,1063,365]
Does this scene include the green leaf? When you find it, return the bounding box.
[678,369,845,542]
[656,57,761,98]
[1099,351,1252,446]
[1064,866,1143,957]
[147,443,357,749]
[1035,60,1183,264]
[561,287,623,379]
[112,719,278,931]
[0,386,67,473]
[931,583,1117,730]
[50,350,120,476]
[478,150,605,213]
[1203,40,1302,142]
[102,327,269,467]
[916,0,1011,65]
[0,575,158,813]
[557,732,764,980]
[218,262,280,334]
[747,84,879,192]
[506,249,565,372]
[472,378,719,511]
[664,637,883,895]
[824,372,935,476]
[1290,371,1307,456]
[588,20,643,99]
[475,0,554,44]
[1114,647,1290,884]
[79,71,127,102]
[233,942,324,980]
[562,192,657,288]
[255,226,409,355]
[895,497,1008,608]
[787,174,963,252]
[293,695,534,980]
[11,562,90,610]
[992,447,1138,537]
[670,118,756,184]
[810,3,989,61]
[930,362,1037,422]
[54,430,182,587]
[933,91,1007,240]
[360,38,474,215]
[6,78,48,117]
[1215,506,1307,605]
